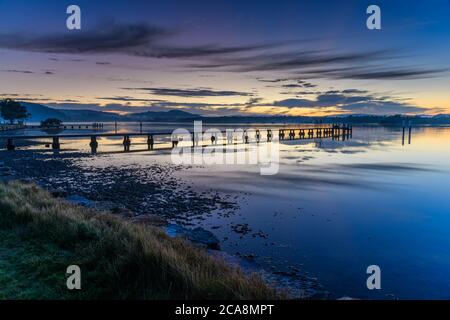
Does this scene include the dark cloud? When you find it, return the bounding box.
[1,22,443,82]
[246,97,264,105]
[122,87,252,97]
[284,91,318,95]
[301,66,446,80]
[1,69,34,74]
[282,82,317,89]
[272,91,428,115]
[133,41,300,59]
[0,23,169,54]
[95,61,111,65]
[96,96,151,102]
[106,77,152,84]
[256,78,292,83]
[341,89,369,94]
[0,22,309,60]
[190,49,446,80]
[189,50,391,71]
[0,93,42,96]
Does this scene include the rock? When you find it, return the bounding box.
[111,207,135,218]
[190,227,220,250]
[166,224,220,250]
[18,178,35,184]
[65,194,92,207]
[50,187,68,198]
[131,214,167,227]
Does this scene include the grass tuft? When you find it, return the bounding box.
[0,181,278,300]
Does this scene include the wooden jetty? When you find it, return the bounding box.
[0,124,26,132]
[2,124,352,154]
[26,123,105,130]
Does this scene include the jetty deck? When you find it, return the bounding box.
[1,125,352,154]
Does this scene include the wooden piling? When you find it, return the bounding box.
[52,137,60,150]
[90,136,98,154]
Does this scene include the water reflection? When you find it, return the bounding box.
[174,126,450,299]
[2,124,450,299]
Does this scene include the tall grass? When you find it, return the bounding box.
[0,181,277,299]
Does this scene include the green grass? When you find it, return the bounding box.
[0,181,277,300]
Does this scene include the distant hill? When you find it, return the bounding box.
[21,103,69,122]
[126,109,202,121]
[19,103,202,122]
[5,102,450,125]
[21,103,123,122]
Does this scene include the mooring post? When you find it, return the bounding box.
[90,136,98,154]
[147,134,154,150]
[123,135,131,152]
[6,138,15,151]
[402,121,405,146]
[267,129,272,142]
[408,120,412,144]
[52,137,60,150]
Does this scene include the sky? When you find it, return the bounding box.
[0,0,449,116]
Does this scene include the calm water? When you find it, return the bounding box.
[2,124,450,299]
[178,125,450,300]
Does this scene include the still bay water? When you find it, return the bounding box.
[2,123,450,299]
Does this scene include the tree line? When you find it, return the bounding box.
[0,99,29,124]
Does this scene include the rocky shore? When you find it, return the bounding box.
[0,149,330,299]
[1,150,233,248]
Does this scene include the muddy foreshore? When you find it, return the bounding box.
[0,149,330,299]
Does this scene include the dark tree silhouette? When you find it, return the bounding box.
[41,118,63,128]
[0,99,29,124]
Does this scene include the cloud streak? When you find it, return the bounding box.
[122,87,252,97]
[0,22,306,60]
[0,23,169,54]
[189,49,446,80]
[272,91,428,115]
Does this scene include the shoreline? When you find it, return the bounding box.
[0,181,279,299]
[0,149,329,299]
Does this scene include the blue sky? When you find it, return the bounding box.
[0,0,449,116]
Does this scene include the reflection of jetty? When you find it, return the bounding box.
[3,124,352,154]
[278,125,352,141]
